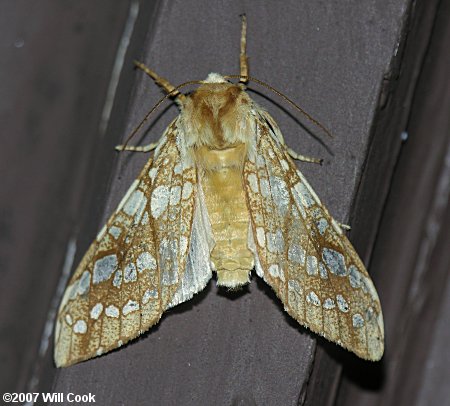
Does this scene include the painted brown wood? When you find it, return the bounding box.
[0,0,133,396]
[6,0,441,405]
[337,0,450,404]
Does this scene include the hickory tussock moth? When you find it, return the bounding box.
[54,15,384,367]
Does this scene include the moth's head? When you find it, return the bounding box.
[180,73,255,150]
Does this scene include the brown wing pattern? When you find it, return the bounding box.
[54,121,199,367]
[244,111,384,360]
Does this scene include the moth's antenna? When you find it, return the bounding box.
[120,80,202,150]
[225,74,333,138]
[134,60,186,103]
[239,14,249,84]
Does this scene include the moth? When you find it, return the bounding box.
[54,16,384,367]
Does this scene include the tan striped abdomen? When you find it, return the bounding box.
[197,144,253,287]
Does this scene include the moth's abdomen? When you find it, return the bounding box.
[197,144,253,287]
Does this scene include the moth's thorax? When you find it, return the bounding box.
[181,76,255,286]
[181,79,254,151]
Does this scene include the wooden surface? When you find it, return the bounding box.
[337,0,450,404]
[2,0,448,405]
[0,0,133,396]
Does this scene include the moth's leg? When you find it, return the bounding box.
[115,141,159,153]
[338,222,351,231]
[239,14,249,84]
[266,119,322,165]
[331,217,351,231]
[134,60,186,103]
[287,147,323,165]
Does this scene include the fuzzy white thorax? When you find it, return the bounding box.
[202,72,227,83]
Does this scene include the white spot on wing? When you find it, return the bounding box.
[65,314,73,326]
[161,268,178,286]
[266,230,284,254]
[348,265,362,288]
[182,182,193,200]
[169,185,182,206]
[269,264,284,280]
[180,236,188,255]
[322,248,347,276]
[247,173,259,193]
[317,218,328,235]
[270,176,289,215]
[288,279,302,294]
[336,294,349,312]
[151,185,170,219]
[293,182,315,208]
[288,244,305,265]
[77,271,91,295]
[124,262,137,283]
[122,300,140,315]
[142,289,158,304]
[362,275,380,302]
[352,313,365,328]
[306,256,318,276]
[124,190,146,216]
[134,195,147,223]
[306,291,321,306]
[319,262,328,279]
[174,163,182,175]
[113,270,122,288]
[323,298,335,309]
[90,303,103,320]
[73,320,87,334]
[136,252,156,272]
[256,227,265,247]
[148,167,158,180]
[93,255,118,284]
[141,211,149,225]
[105,305,119,318]
[109,225,122,239]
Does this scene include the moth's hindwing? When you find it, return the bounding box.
[244,111,384,361]
[54,120,212,367]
